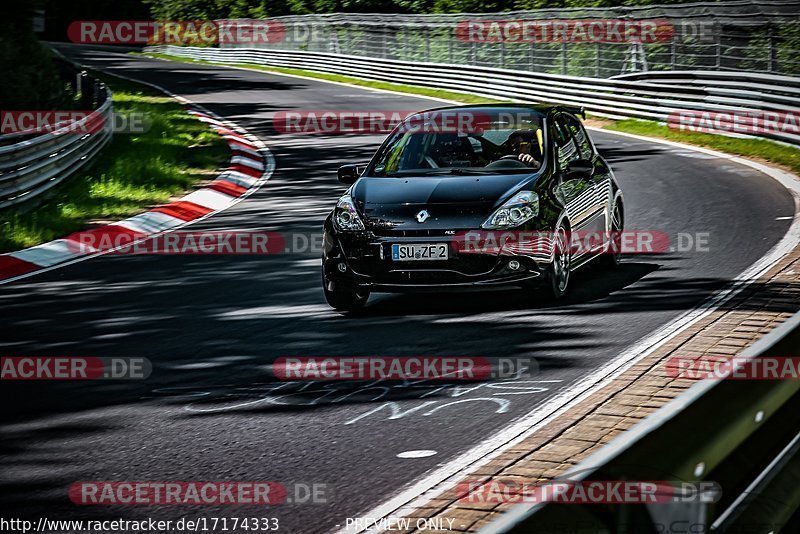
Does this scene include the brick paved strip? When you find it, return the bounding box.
[391,218,800,533]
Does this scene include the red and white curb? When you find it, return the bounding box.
[0,108,274,284]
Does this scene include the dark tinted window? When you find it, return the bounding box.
[561,113,593,160]
[553,115,579,172]
[369,108,546,176]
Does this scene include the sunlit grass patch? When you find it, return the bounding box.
[0,72,229,252]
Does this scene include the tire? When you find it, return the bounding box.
[596,201,623,270]
[322,269,369,312]
[547,222,571,300]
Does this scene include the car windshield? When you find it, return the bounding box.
[368,108,546,176]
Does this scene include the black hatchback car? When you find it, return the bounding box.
[322,104,624,311]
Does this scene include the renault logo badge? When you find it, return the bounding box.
[416,210,430,223]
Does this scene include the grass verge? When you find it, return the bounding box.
[143,51,800,177]
[0,71,229,253]
[604,119,800,176]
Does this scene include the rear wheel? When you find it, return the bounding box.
[596,201,623,269]
[547,222,571,300]
[322,269,369,312]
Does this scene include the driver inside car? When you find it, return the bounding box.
[503,130,542,168]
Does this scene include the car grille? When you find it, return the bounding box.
[350,251,500,277]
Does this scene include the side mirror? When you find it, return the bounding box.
[338,164,362,184]
[565,159,594,180]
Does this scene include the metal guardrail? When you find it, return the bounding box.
[482,310,800,533]
[219,1,800,78]
[146,45,800,146]
[0,70,113,209]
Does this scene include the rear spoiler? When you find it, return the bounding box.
[559,105,586,119]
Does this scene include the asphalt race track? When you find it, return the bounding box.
[0,45,796,533]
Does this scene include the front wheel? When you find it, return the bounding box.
[596,201,623,270]
[546,223,571,300]
[322,271,369,312]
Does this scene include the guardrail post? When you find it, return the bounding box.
[671,39,677,71]
[769,25,778,73]
[93,75,100,106]
[528,43,534,71]
[596,44,601,77]
[639,42,649,72]
[425,26,430,62]
[448,28,453,64]
[76,71,83,100]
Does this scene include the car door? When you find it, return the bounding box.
[551,113,598,261]
[560,113,609,237]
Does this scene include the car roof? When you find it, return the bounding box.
[410,103,559,116]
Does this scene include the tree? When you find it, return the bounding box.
[0,4,67,109]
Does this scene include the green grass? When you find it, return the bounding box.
[143,51,800,176]
[604,119,800,176]
[0,72,229,253]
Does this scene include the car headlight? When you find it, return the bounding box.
[482,191,539,229]
[333,194,365,232]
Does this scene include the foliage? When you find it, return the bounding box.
[0,5,69,109]
[141,0,719,17]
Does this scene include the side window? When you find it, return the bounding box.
[562,114,593,160]
[553,115,579,173]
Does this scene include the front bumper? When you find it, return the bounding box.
[323,219,553,293]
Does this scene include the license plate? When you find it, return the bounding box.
[391,243,449,261]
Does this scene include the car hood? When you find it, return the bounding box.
[352,174,535,231]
